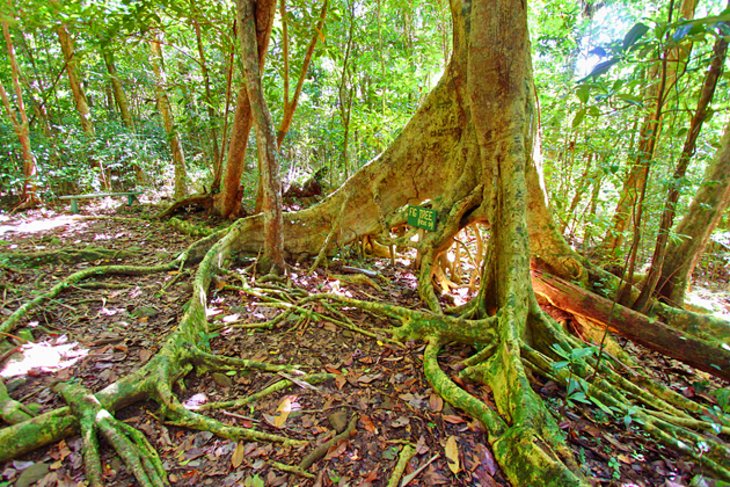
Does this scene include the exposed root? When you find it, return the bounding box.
[154,193,216,219]
[57,382,168,487]
[201,373,334,411]
[0,260,179,338]
[167,217,214,237]
[0,246,137,268]
[387,444,416,487]
[0,379,34,424]
[299,413,358,471]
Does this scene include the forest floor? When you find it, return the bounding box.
[0,198,728,487]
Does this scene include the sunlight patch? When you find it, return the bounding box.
[0,335,88,378]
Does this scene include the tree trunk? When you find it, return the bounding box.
[192,15,221,172]
[1,19,37,205]
[56,23,94,137]
[276,0,328,148]
[101,47,133,130]
[150,31,188,199]
[236,0,285,273]
[657,120,730,305]
[635,31,728,311]
[214,0,275,218]
[601,0,696,256]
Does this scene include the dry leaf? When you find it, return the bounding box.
[445,436,460,474]
[231,441,245,468]
[272,395,299,428]
[359,414,377,434]
[442,414,466,424]
[429,393,444,412]
[138,349,153,363]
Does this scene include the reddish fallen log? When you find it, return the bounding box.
[531,270,730,382]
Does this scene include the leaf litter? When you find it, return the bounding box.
[0,206,727,486]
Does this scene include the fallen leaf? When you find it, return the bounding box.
[231,442,245,468]
[138,349,153,363]
[429,393,444,412]
[445,436,460,474]
[272,396,299,428]
[443,414,466,424]
[359,414,378,434]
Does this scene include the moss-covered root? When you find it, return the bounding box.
[57,382,168,487]
[423,339,584,486]
[0,246,137,268]
[155,382,306,447]
[201,372,334,411]
[168,217,214,238]
[0,379,34,424]
[387,444,415,487]
[0,260,178,337]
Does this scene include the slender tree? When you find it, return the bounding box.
[635,28,728,310]
[657,120,730,305]
[150,30,188,199]
[235,0,285,273]
[601,0,696,257]
[214,1,275,218]
[1,15,37,206]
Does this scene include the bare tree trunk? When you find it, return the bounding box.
[1,19,37,205]
[213,27,236,192]
[192,13,221,173]
[214,1,275,218]
[635,31,728,311]
[101,48,133,130]
[55,24,94,137]
[236,0,285,273]
[657,121,730,305]
[601,0,696,256]
[149,31,188,199]
[276,0,329,147]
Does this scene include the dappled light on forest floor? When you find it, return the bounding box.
[0,214,86,236]
[0,209,726,485]
[0,336,88,379]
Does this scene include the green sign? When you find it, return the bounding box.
[407,205,437,231]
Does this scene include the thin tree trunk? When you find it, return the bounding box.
[635,31,728,311]
[101,47,133,130]
[560,152,593,234]
[56,22,94,137]
[276,0,328,147]
[192,13,221,173]
[150,31,188,199]
[215,2,275,218]
[213,27,236,192]
[1,19,37,205]
[602,0,696,255]
[236,0,285,273]
[657,120,730,305]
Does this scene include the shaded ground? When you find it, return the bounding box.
[0,201,728,486]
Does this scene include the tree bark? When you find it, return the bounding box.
[55,22,94,137]
[1,19,37,205]
[601,0,696,256]
[276,0,329,147]
[150,31,188,199]
[657,120,730,305]
[236,0,285,273]
[101,47,133,130]
[192,13,221,172]
[214,0,275,218]
[635,31,728,311]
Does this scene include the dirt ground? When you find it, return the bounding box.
[0,199,728,486]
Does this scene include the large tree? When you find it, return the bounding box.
[1,0,729,485]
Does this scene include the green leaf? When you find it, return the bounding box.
[576,84,591,104]
[572,108,586,129]
[622,22,650,51]
[589,395,614,416]
[580,58,620,82]
[617,93,643,107]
